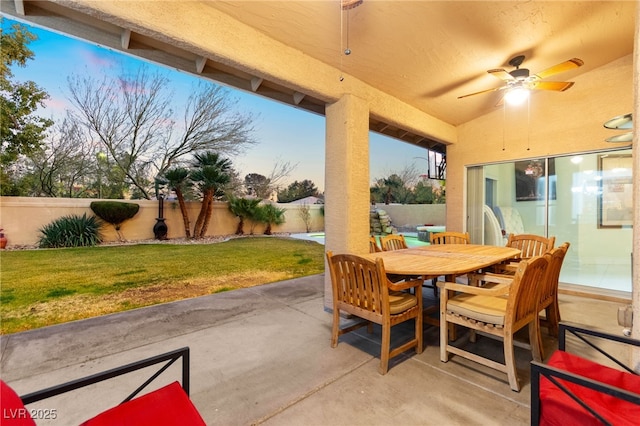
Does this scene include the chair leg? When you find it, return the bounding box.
[503,333,520,392]
[379,323,391,375]
[331,308,340,348]
[440,306,449,362]
[546,303,560,338]
[416,312,423,354]
[529,321,543,362]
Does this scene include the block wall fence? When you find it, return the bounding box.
[0,197,445,247]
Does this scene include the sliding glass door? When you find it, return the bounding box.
[467,148,632,294]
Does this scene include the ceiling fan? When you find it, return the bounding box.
[458,55,584,102]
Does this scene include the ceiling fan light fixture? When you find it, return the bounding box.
[504,86,529,106]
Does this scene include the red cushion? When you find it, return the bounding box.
[80,381,205,426]
[540,351,640,426]
[0,380,36,426]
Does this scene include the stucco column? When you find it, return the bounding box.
[324,94,371,309]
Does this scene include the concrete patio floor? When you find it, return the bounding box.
[0,274,629,425]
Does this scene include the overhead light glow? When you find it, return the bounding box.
[504,87,530,106]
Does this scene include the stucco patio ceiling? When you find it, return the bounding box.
[1,1,636,149]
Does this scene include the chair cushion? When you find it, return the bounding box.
[0,380,36,426]
[80,381,206,426]
[446,293,506,325]
[388,291,417,315]
[539,350,640,426]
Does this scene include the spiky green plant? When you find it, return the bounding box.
[38,214,103,248]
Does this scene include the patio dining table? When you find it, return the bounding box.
[361,244,521,277]
[362,244,522,327]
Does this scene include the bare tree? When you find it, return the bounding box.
[25,118,94,197]
[245,159,297,200]
[66,65,256,199]
[297,202,312,232]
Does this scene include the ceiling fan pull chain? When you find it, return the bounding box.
[345,9,352,55]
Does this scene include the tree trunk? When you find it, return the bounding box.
[236,217,244,235]
[192,190,210,238]
[175,188,191,238]
[199,196,214,238]
[264,223,272,235]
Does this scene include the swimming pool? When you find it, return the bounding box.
[290,232,430,248]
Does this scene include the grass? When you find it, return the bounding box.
[0,236,325,335]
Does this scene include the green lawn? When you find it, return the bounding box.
[0,237,325,334]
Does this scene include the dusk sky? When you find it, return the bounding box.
[3,16,431,192]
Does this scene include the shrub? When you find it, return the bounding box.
[38,214,103,248]
[90,201,140,241]
[257,203,286,235]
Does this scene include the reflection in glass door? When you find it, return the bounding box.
[467,148,632,295]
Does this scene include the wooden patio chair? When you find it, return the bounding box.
[466,243,569,361]
[326,251,423,374]
[379,234,408,251]
[430,231,470,245]
[493,233,555,274]
[508,233,556,259]
[369,236,382,253]
[537,242,570,340]
[439,254,549,391]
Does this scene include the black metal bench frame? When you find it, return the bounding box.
[20,347,190,406]
[530,322,640,426]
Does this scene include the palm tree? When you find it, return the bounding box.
[227,195,262,235]
[191,152,232,239]
[163,167,192,238]
[258,203,286,235]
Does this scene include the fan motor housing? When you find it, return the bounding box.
[510,68,530,79]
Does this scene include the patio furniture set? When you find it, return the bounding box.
[328,232,640,424]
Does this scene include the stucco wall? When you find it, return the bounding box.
[447,54,634,232]
[0,197,444,247]
[0,197,325,246]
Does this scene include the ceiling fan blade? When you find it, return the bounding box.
[531,81,575,92]
[457,86,505,99]
[534,58,584,80]
[488,69,514,81]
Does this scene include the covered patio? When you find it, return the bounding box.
[1,275,628,425]
[1,0,636,323]
[0,2,638,421]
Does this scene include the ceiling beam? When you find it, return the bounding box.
[293,92,305,105]
[195,56,207,74]
[14,0,25,15]
[121,29,131,49]
[250,77,263,92]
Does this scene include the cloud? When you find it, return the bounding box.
[42,96,71,119]
[76,46,119,72]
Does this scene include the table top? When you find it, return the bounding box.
[361,244,521,276]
